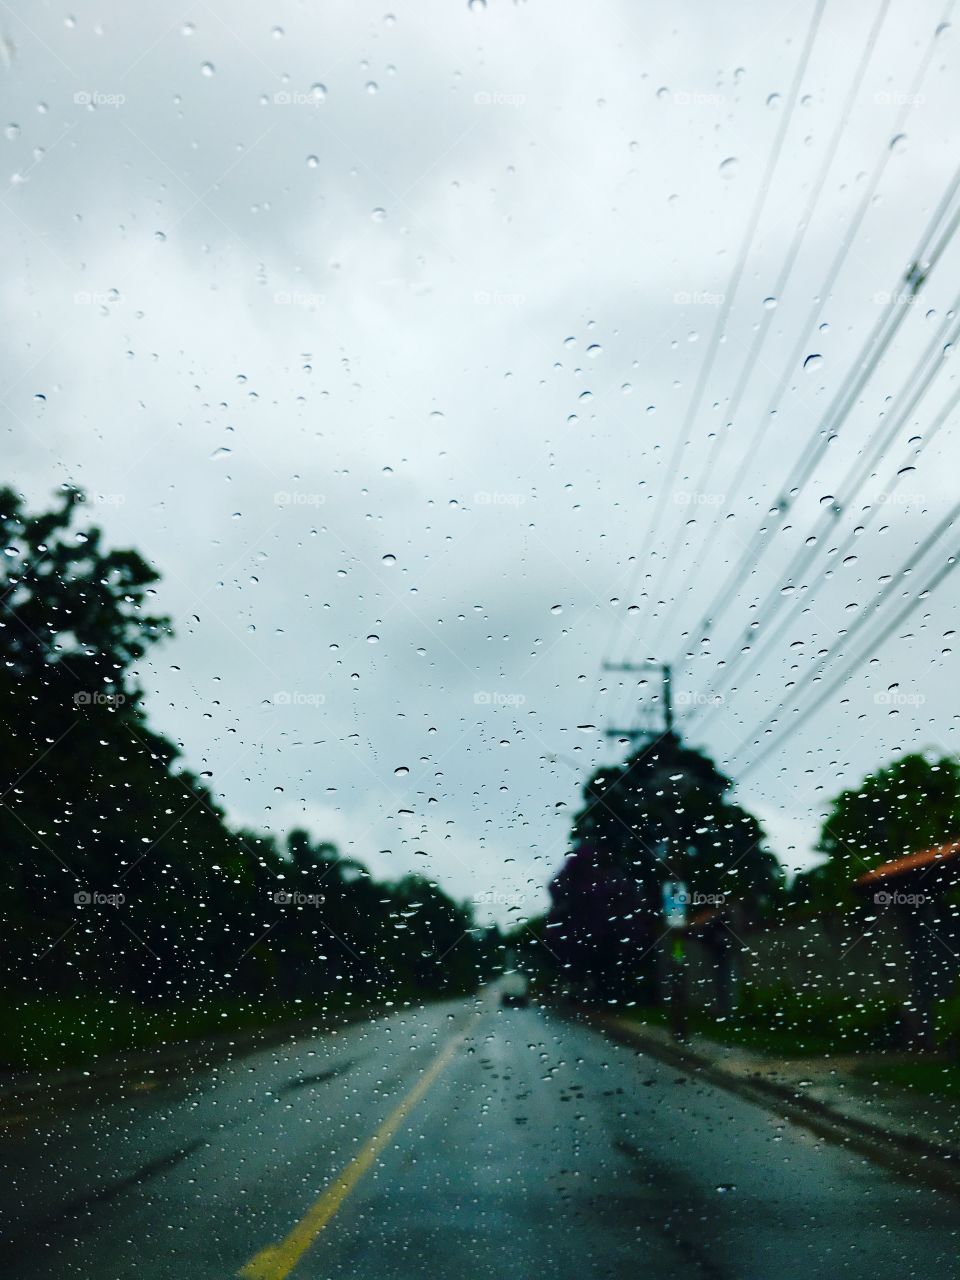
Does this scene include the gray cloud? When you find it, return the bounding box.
[4,0,960,919]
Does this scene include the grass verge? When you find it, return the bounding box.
[0,991,399,1073]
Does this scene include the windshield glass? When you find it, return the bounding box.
[2,3,960,1277]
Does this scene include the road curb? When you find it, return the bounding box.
[579,1009,960,1202]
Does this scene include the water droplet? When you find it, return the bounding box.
[366,633,380,644]
[365,80,379,94]
[4,123,19,140]
[310,83,327,102]
[719,156,738,179]
[382,553,396,565]
[306,154,319,168]
[803,353,823,371]
[889,133,907,154]
[586,343,602,357]
[763,296,777,310]
[200,61,215,77]
[550,604,562,615]
[371,207,387,222]
[766,93,781,109]
[394,765,410,776]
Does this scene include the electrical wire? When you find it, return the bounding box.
[651,0,892,653]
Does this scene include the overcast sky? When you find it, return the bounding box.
[5,0,960,923]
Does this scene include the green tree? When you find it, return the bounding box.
[548,731,782,998]
[794,752,960,908]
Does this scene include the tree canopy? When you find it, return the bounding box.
[792,751,960,909]
[0,486,491,1009]
[546,731,782,999]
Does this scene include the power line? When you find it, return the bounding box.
[663,6,958,668]
[726,494,960,765]
[640,0,827,555]
[651,0,892,653]
[593,0,827,719]
[673,157,960,692]
[685,287,960,725]
[733,538,960,777]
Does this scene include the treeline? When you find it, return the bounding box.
[0,486,491,1008]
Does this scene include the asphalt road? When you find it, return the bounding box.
[1,992,958,1279]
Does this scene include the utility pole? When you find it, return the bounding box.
[601,660,674,741]
[603,659,685,1033]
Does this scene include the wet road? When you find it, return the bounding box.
[1,994,958,1279]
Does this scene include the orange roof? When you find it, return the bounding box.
[855,840,960,886]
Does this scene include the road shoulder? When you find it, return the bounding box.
[573,1007,960,1201]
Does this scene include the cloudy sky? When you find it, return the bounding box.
[5,0,960,922]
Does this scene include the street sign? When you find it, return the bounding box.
[662,880,689,929]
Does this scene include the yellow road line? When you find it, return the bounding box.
[238,1029,466,1280]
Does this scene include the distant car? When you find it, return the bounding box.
[499,973,530,1007]
[500,989,529,1008]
